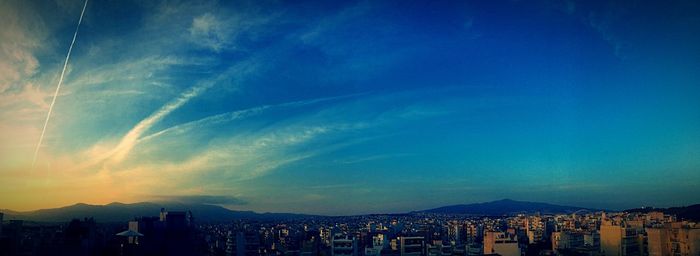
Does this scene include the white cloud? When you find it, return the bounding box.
[139,93,365,143]
[337,153,415,165]
[153,124,353,182]
[0,1,53,167]
[0,0,50,105]
[0,2,45,93]
[188,8,276,52]
[0,0,464,211]
[65,56,184,90]
[76,55,262,169]
[190,13,228,52]
[299,2,373,45]
[111,84,208,162]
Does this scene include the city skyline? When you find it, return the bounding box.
[1,0,700,215]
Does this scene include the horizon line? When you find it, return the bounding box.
[3,198,697,216]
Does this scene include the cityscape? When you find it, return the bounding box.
[1,199,699,255]
[2,0,700,255]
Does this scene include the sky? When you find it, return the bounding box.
[0,0,699,215]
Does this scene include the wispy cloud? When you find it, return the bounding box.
[299,1,374,45]
[139,92,366,143]
[0,1,46,94]
[125,91,447,186]
[336,153,415,165]
[188,124,357,181]
[66,56,186,90]
[189,13,229,52]
[0,1,54,167]
[188,7,278,52]
[77,50,262,168]
[112,84,208,162]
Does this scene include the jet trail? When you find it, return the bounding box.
[32,0,89,169]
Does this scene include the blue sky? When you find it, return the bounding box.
[1,0,699,215]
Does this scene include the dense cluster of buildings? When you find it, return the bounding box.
[197,211,700,256]
[1,209,699,255]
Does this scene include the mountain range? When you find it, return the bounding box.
[1,202,310,223]
[5,199,697,223]
[625,204,700,222]
[418,199,601,215]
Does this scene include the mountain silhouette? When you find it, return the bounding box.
[419,199,601,215]
[1,202,310,222]
[625,204,700,222]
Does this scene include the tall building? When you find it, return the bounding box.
[332,233,357,256]
[584,231,600,248]
[226,231,236,256]
[483,231,519,256]
[238,230,262,256]
[164,211,187,230]
[551,231,584,253]
[320,227,331,246]
[465,223,480,244]
[426,242,453,256]
[300,229,321,256]
[447,221,465,245]
[127,220,140,244]
[647,228,671,256]
[526,216,544,244]
[160,207,167,221]
[118,209,197,255]
[399,236,425,256]
[647,223,700,256]
[600,221,644,256]
[365,233,385,256]
[224,230,263,256]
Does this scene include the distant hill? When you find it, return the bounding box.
[625,204,700,222]
[1,202,311,223]
[419,199,599,215]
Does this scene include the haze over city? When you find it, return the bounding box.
[1,0,700,216]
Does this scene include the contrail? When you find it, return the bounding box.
[32,0,89,169]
